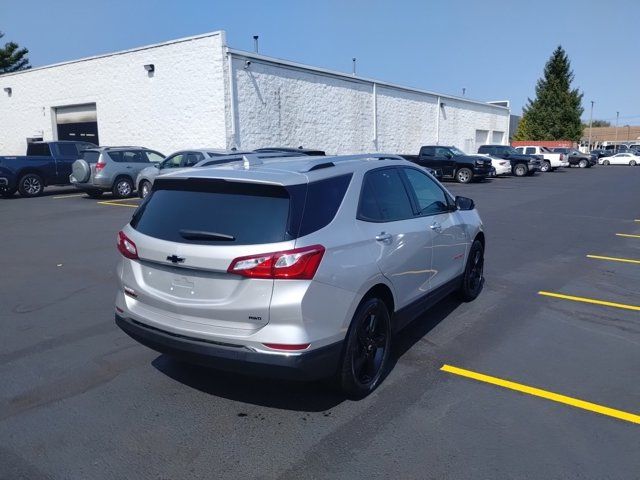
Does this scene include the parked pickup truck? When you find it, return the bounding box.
[410,145,494,183]
[514,146,569,172]
[477,145,542,176]
[0,141,96,197]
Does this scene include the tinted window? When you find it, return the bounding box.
[108,150,148,163]
[435,147,451,157]
[82,151,101,164]
[525,147,536,154]
[293,174,352,237]
[26,143,51,156]
[358,169,414,222]
[132,180,292,246]
[420,146,435,156]
[403,168,449,215]
[58,143,80,156]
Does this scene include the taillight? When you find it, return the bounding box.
[117,231,138,259]
[228,245,325,280]
[95,160,106,172]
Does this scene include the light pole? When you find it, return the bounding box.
[626,125,630,142]
[615,111,619,150]
[588,100,594,149]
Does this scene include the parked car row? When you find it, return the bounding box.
[1,138,613,198]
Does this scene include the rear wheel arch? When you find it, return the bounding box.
[361,283,395,317]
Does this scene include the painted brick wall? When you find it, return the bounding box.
[0,33,227,155]
[228,54,509,155]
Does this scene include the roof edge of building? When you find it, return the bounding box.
[226,48,510,111]
[0,30,225,79]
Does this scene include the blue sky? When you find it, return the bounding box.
[2,0,638,123]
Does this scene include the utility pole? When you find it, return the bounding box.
[588,100,594,149]
[626,125,631,142]
[615,111,619,150]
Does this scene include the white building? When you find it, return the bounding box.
[0,31,510,156]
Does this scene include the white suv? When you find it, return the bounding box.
[115,154,485,398]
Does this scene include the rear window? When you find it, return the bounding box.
[26,143,51,156]
[82,151,101,164]
[58,143,80,156]
[131,174,352,245]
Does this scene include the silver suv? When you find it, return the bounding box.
[70,147,165,198]
[115,154,485,398]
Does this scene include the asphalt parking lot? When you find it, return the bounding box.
[1,166,639,479]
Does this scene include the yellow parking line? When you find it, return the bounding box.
[441,364,640,425]
[102,197,140,203]
[52,194,85,199]
[97,201,138,208]
[586,254,640,265]
[538,291,640,311]
[616,233,640,238]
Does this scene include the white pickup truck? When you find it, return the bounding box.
[514,145,569,172]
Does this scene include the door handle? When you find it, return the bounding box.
[375,232,392,242]
[430,222,443,233]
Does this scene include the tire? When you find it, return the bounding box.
[513,163,527,177]
[458,239,484,302]
[1,187,17,198]
[112,177,133,199]
[630,160,637,166]
[86,190,103,198]
[18,173,44,197]
[139,180,151,199]
[455,167,473,184]
[337,297,392,399]
[540,161,551,172]
[603,160,610,166]
[578,159,588,168]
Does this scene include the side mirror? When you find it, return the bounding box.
[503,152,510,158]
[445,152,453,159]
[455,196,475,211]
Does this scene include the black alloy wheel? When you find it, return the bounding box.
[338,297,391,399]
[458,240,484,301]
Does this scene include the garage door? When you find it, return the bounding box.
[475,129,489,148]
[55,104,99,145]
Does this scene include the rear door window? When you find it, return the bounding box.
[357,168,414,222]
[26,143,51,156]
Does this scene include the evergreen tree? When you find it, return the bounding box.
[0,31,30,74]
[515,46,583,141]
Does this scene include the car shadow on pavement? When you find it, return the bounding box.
[152,294,463,411]
[151,354,346,412]
[386,294,462,375]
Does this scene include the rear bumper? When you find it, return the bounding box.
[115,314,343,381]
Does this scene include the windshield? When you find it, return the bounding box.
[450,147,466,156]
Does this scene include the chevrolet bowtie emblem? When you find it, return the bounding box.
[166,255,185,264]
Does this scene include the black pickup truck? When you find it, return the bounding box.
[477,145,542,176]
[0,141,95,197]
[406,145,493,183]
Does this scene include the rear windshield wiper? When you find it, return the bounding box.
[179,229,236,241]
